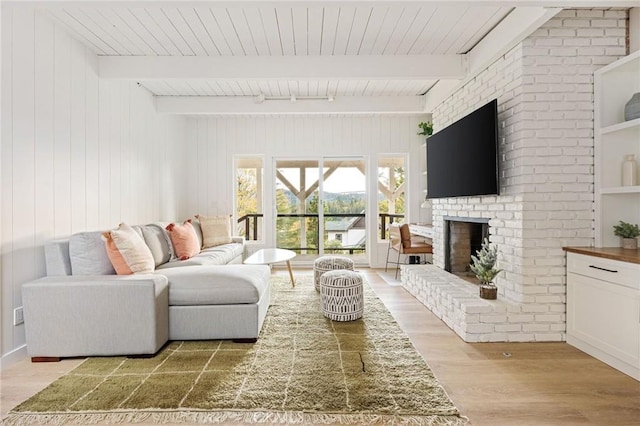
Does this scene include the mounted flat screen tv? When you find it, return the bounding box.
[426,99,499,199]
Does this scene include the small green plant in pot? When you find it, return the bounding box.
[613,221,640,250]
[417,122,433,137]
[470,238,502,300]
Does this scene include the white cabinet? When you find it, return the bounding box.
[594,51,640,247]
[566,252,640,380]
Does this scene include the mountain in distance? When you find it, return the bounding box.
[322,191,366,201]
[279,189,366,205]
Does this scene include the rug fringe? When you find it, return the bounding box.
[2,410,469,425]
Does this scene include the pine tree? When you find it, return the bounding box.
[469,238,502,286]
[276,188,298,249]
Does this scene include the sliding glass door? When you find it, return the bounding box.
[275,159,320,258]
[274,157,366,262]
[322,159,366,262]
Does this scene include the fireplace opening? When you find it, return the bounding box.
[444,217,490,282]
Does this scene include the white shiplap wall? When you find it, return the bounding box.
[0,7,186,361]
[178,115,427,263]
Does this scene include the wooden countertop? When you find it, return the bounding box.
[563,246,640,265]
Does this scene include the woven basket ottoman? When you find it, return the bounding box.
[320,270,364,322]
[313,255,354,291]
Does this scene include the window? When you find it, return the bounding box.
[274,157,366,261]
[378,156,406,240]
[235,156,263,241]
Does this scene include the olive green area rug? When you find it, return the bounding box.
[5,275,467,425]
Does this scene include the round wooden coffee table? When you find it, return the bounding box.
[244,248,296,287]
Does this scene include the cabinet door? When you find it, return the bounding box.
[567,272,640,367]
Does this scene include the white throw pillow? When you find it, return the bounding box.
[102,223,155,275]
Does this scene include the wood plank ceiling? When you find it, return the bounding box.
[46,3,513,99]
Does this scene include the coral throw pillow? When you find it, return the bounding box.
[102,223,155,275]
[166,220,201,260]
[196,214,233,248]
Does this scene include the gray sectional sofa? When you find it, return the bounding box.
[22,222,270,361]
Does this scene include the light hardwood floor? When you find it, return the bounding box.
[2,269,639,425]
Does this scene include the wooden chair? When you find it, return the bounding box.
[385,223,433,279]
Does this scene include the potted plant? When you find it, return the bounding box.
[417,121,433,137]
[469,238,502,300]
[613,220,640,250]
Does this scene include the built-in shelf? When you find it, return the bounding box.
[600,118,640,135]
[598,48,640,74]
[594,50,640,247]
[566,50,640,384]
[599,186,640,194]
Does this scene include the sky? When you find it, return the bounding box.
[277,166,367,194]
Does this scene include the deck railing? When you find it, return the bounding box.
[236,212,404,251]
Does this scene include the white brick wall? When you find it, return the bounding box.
[407,10,628,342]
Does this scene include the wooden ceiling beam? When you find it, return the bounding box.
[99,55,466,80]
[156,95,425,114]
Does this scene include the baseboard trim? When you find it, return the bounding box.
[1,344,28,371]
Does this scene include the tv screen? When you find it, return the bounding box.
[426,99,499,198]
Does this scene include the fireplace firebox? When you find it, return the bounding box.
[443,217,490,275]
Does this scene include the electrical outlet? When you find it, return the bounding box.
[13,307,24,326]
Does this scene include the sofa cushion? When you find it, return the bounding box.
[139,223,173,266]
[165,220,201,260]
[201,243,244,262]
[196,215,232,248]
[103,223,155,275]
[158,265,270,306]
[156,243,243,269]
[69,231,116,275]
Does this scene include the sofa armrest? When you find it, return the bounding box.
[231,236,245,244]
[22,275,169,358]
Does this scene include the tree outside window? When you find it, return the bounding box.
[378,157,405,240]
[236,157,263,241]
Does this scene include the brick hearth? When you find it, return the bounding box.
[401,265,563,342]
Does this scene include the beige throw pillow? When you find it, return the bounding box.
[196,215,233,248]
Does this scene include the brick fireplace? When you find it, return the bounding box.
[401,10,626,343]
